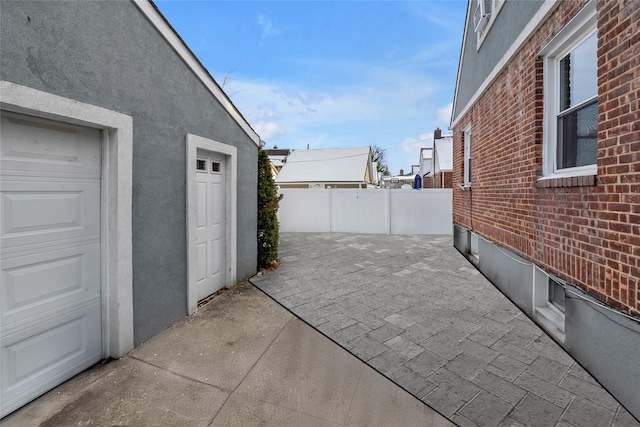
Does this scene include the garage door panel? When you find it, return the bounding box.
[0,113,101,177]
[0,303,102,415]
[1,243,101,328]
[1,181,100,248]
[0,111,103,417]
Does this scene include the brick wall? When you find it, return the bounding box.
[432,171,453,189]
[453,0,639,316]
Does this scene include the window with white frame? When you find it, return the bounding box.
[463,125,472,187]
[475,0,506,49]
[541,2,598,178]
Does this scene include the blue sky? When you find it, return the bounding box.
[155,0,467,175]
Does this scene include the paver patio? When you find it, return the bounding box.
[251,233,639,427]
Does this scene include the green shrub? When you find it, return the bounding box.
[257,149,283,268]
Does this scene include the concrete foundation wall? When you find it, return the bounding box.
[477,236,533,315]
[0,1,258,344]
[566,293,640,417]
[453,226,640,419]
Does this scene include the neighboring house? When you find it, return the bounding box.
[451,0,639,417]
[430,131,454,189]
[275,147,376,189]
[420,146,434,188]
[0,0,260,416]
[371,161,381,186]
[264,147,291,177]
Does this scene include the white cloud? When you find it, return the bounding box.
[257,15,279,40]
[401,133,432,154]
[230,65,436,129]
[255,104,281,121]
[437,103,453,126]
[222,62,445,174]
[254,121,285,140]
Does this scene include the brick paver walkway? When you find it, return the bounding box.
[251,233,639,427]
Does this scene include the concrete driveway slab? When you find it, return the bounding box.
[39,357,227,427]
[3,280,453,426]
[235,318,365,425]
[211,393,341,427]
[130,281,293,392]
[345,362,453,427]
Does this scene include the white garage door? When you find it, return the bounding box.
[195,150,226,301]
[0,112,103,417]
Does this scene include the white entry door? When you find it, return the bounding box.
[0,112,103,417]
[195,151,226,301]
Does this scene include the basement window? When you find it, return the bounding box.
[533,267,566,343]
[470,232,479,260]
[548,278,566,313]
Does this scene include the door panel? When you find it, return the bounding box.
[195,151,226,301]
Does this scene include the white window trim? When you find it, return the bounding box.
[476,0,507,50]
[0,80,134,358]
[463,124,472,187]
[539,0,597,179]
[186,134,237,315]
[451,0,559,129]
[470,232,479,260]
[533,266,566,343]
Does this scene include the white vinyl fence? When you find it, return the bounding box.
[277,188,452,235]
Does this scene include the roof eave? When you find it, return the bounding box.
[134,0,261,146]
[450,0,472,131]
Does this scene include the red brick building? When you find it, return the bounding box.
[451,0,639,418]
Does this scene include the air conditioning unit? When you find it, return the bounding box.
[473,0,491,33]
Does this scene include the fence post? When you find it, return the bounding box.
[328,189,332,233]
[385,189,391,235]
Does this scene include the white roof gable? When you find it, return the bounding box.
[275,147,371,183]
[433,136,453,173]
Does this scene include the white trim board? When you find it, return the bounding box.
[186,134,238,315]
[133,0,261,147]
[0,80,134,358]
[451,0,561,128]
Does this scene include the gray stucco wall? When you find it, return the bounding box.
[453,0,545,121]
[1,1,258,344]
